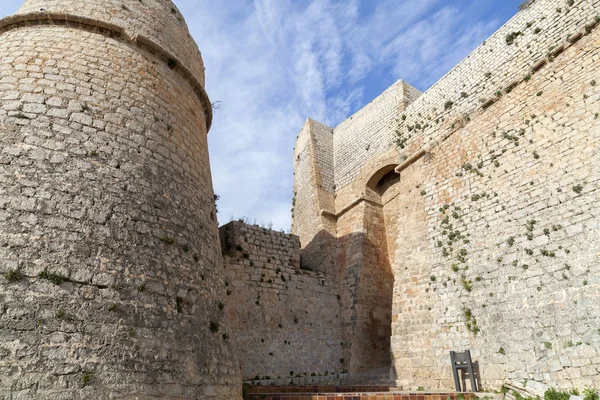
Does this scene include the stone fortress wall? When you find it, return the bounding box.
[333,80,422,189]
[0,0,240,398]
[293,0,600,392]
[387,8,600,389]
[331,0,600,193]
[220,221,343,383]
[1,0,599,396]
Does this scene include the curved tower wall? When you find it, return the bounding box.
[16,0,206,87]
[0,1,240,398]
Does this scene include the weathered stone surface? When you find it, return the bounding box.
[14,0,206,87]
[0,0,241,399]
[292,0,600,392]
[220,221,342,381]
[2,0,600,396]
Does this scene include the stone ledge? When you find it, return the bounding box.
[320,196,383,220]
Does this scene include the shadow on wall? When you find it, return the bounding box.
[299,228,337,275]
[300,227,395,382]
[292,163,402,382]
[218,173,402,382]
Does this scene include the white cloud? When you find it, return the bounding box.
[174,0,508,232]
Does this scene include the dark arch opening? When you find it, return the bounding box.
[347,163,400,378]
[366,164,399,195]
[375,169,400,197]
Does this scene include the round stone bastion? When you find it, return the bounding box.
[0,0,241,398]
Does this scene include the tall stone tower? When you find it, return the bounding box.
[0,1,241,398]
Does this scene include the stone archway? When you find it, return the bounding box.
[365,164,402,269]
[343,164,401,377]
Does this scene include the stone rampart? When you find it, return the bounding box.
[15,0,206,87]
[220,221,343,382]
[291,119,337,275]
[333,81,421,189]
[390,20,600,390]
[293,0,600,392]
[332,0,599,192]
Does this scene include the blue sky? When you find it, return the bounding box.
[1,0,523,231]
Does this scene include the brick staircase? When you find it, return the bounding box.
[244,387,477,400]
[341,367,397,386]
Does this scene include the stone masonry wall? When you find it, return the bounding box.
[292,119,337,275]
[391,16,600,391]
[293,0,600,392]
[220,221,343,382]
[333,81,421,189]
[291,121,317,249]
[16,0,206,87]
[312,119,335,194]
[0,2,241,398]
[333,0,599,193]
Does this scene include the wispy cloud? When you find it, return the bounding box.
[0,0,521,231]
[175,0,518,231]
